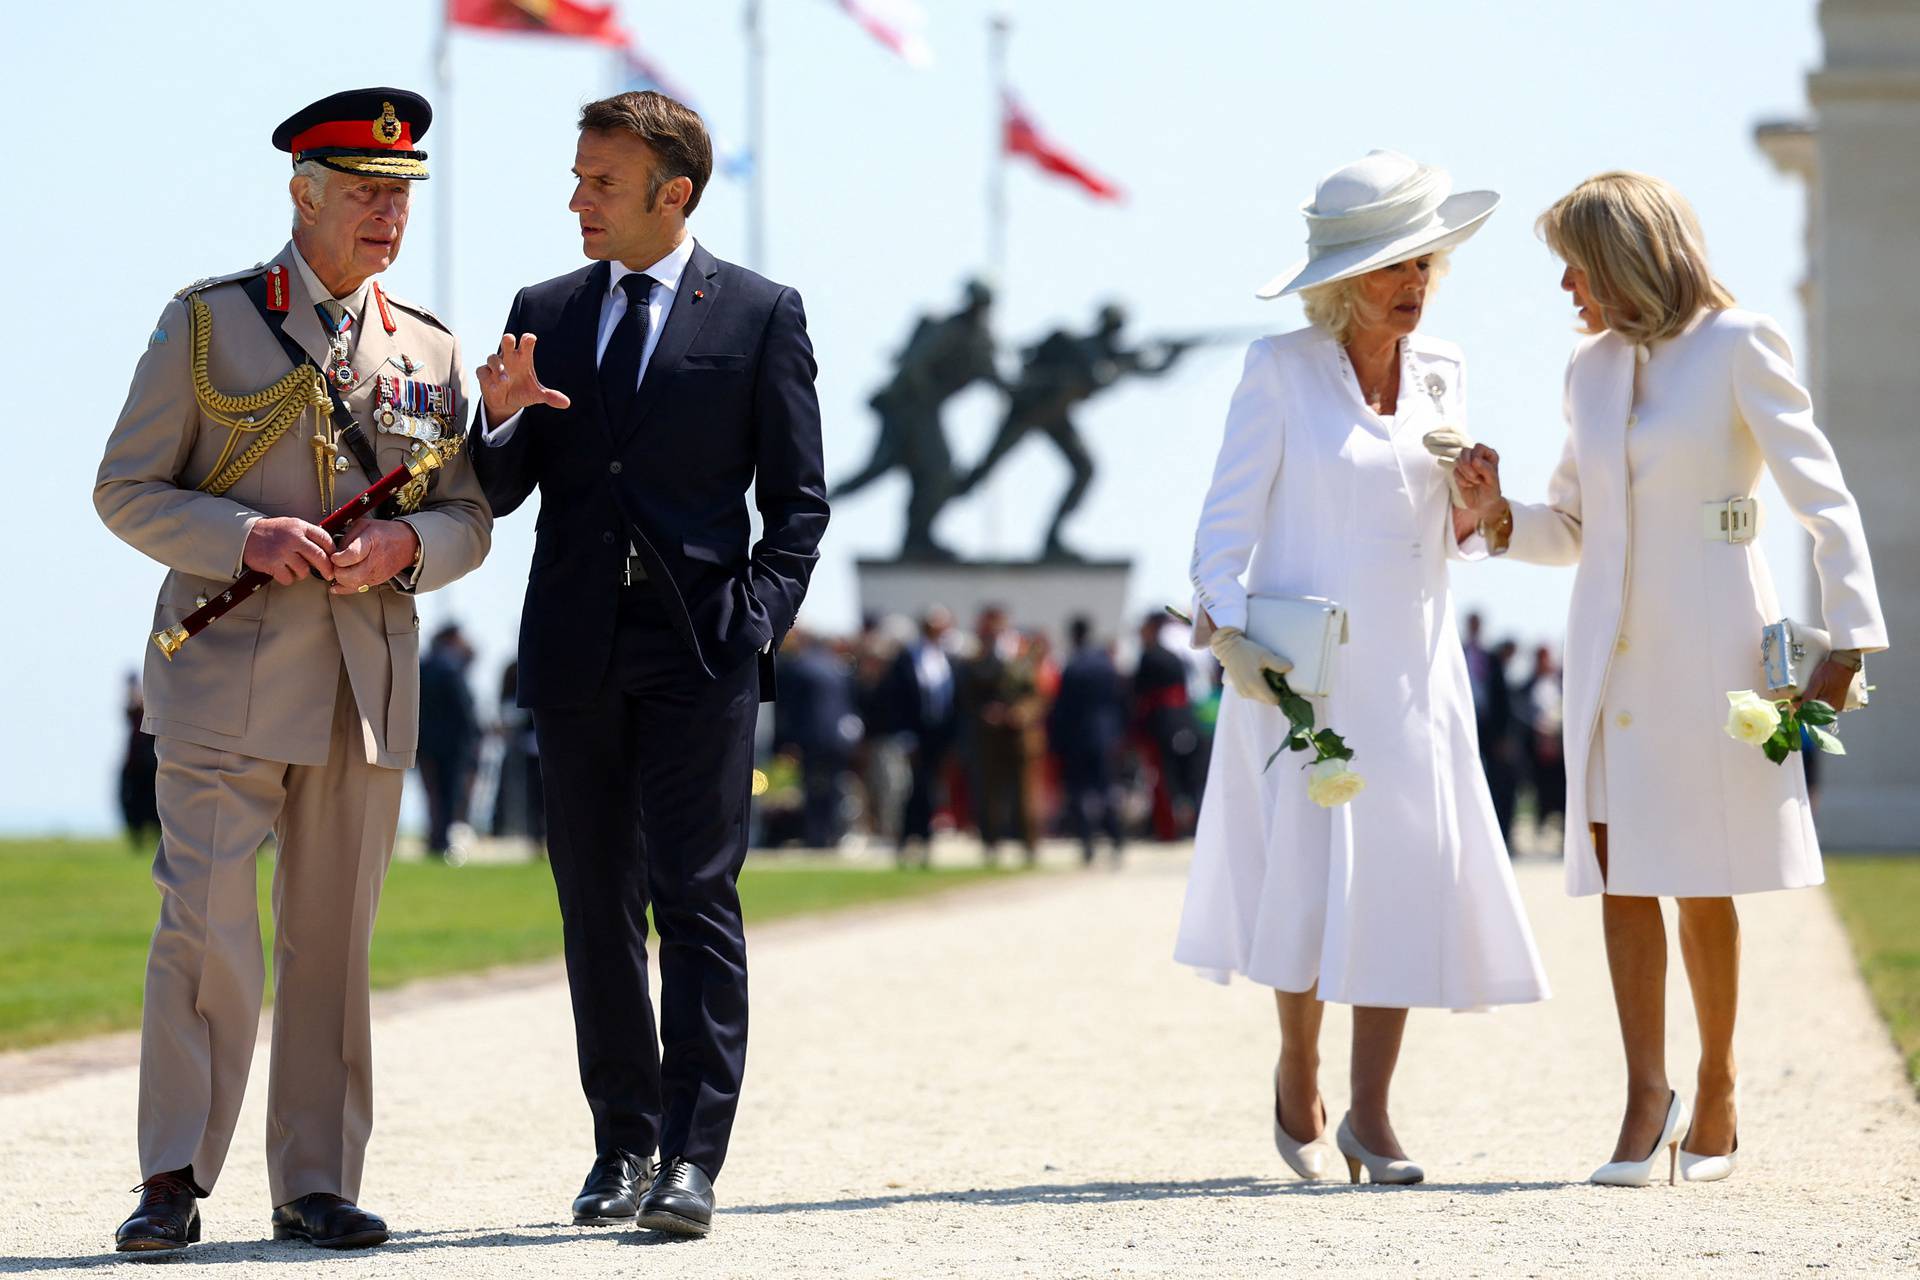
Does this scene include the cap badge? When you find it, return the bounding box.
[373,101,402,146]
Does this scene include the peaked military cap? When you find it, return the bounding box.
[273,87,432,180]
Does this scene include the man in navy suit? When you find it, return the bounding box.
[471,91,827,1238]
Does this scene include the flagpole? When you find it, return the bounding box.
[745,0,766,270]
[987,13,1009,286]
[436,4,454,318]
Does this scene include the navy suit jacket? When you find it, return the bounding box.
[475,244,828,707]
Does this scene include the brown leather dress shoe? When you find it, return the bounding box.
[270,1193,388,1249]
[115,1169,201,1252]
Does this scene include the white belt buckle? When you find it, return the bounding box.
[1707,497,1757,544]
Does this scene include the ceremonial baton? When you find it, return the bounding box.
[152,437,464,660]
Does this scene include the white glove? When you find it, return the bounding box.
[1209,626,1293,705]
[1421,424,1473,507]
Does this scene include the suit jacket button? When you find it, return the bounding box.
[1617,711,1633,728]
[602,530,616,544]
[609,460,623,474]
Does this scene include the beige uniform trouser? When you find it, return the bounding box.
[138,666,403,1206]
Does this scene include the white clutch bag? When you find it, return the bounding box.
[1762,617,1867,708]
[1246,594,1349,697]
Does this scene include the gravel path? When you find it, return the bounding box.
[2,848,1916,1276]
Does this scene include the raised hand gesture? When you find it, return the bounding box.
[477,333,571,425]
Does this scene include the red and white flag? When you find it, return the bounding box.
[834,0,932,68]
[1003,94,1123,203]
[446,0,629,46]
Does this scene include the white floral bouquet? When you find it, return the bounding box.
[1724,690,1844,764]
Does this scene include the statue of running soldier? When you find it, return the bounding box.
[956,303,1192,561]
[831,280,1002,560]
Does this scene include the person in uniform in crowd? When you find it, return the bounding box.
[416,623,481,860]
[1180,149,1548,1187]
[1048,616,1128,865]
[961,605,1039,865]
[773,626,859,848]
[471,90,827,1237]
[1132,610,1204,840]
[118,672,160,848]
[93,87,490,1253]
[885,607,960,866]
[1457,170,1885,1186]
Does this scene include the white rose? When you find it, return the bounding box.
[1306,758,1366,808]
[1724,690,1783,746]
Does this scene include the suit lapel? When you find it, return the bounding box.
[614,242,722,449]
[560,261,612,437]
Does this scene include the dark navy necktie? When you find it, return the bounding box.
[598,272,657,425]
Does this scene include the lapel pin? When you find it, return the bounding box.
[694,290,705,301]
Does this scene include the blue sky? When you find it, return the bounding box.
[1,0,1824,832]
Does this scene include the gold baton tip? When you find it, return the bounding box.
[152,625,189,661]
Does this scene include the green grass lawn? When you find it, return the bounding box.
[1825,855,1920,1089]
[0,839,1016,1052]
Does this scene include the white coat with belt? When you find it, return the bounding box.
[1176,326,1549,1010]
[1502,307,1887,898]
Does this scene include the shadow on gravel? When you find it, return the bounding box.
[724,1175,1578,1215]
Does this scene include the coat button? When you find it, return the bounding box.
[609,460,623,475]
[602,530,616,545]
[1626,413,1639,428]
[1617,711,1633,728]
[1616,636,1630,654]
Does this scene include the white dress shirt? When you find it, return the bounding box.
[481,234,698,446]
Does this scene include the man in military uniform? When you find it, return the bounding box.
[956,302,1189,560]
[93,87,490,1253]
[831,279,1003,559]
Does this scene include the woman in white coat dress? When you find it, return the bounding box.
[1457,172,1887,1187]
[1177,151,1550,1187]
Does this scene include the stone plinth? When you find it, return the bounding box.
[856,558,1133,643]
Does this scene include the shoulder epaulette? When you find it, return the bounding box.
[173,262,269,301]
[379,289,451,333]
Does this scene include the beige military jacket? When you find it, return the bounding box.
[95,242,491,769]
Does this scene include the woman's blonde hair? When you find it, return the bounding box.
[1300,250,1452,345]
[1537,171,1735,343]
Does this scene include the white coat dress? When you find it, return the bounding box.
[1502,308,1887,898]
[1175,327,1550,1010]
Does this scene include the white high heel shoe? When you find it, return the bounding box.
[1589,1091,1687,1187]
[1678,1083,1741,1183]
[1335,1113,1424,1185]
[1271,1069,1334,1181]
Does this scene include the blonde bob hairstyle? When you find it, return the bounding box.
[1299,250,1452,346]
[1537,171,1735,344]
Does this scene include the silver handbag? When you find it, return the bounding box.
[1246,594,1349,697]
[1762,617,1866,707]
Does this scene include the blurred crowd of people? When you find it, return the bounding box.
[1462,612,1567,851]
[767,605,1214,865]
[112,609,1577,862]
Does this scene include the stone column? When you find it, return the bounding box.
[1804,0,1920,847]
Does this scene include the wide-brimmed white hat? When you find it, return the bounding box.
[1256,150,1499,300]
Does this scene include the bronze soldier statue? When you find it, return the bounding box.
[956,302,1191,561]
[832,279,1003,560]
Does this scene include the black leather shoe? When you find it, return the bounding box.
[635,1158,714,1237]
[270,1193,388,1249]
[573,1148,654,1224]
[115,1169,201,1253]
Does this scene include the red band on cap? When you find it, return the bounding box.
[289,119,415,154]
